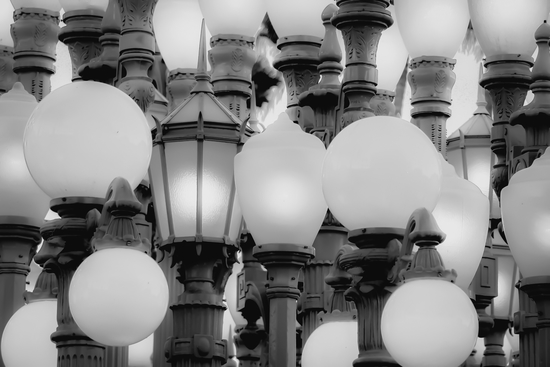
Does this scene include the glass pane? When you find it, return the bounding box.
[149,145,170,242]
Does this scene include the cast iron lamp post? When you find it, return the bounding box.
[234,112,328,367]
[395,0,470,155]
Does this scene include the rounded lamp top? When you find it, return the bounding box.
[1,299,58,367]
[266,0,330,38]
[301,319,358,367]
[10,0,61,11]
[322,116,442,231]
[154,0,211,71]
[58,0,108,12]
[23,81,152,201]
[0,1,14,48]
[376,5,409,92]
[432,158,489,292]
[395,0,469,59]
[381,279,478,367]
[468,0,548,58]
[199,0,267,37]
[69,248,169,346]
[501,149,550,277]
[0,83,50,226]
[234,112,328,247]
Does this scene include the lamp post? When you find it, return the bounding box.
[234,112,328,367]
[57,0,107,82]
[199,0,266,122]
[10,0,61,101]
[395,0,470,155]
[0,1,16,94]
[267,0,328,125]
[332,0,393,126]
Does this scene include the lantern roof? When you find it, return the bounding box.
[153,20,251,144]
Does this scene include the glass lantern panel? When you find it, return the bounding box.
[149,145,170,242]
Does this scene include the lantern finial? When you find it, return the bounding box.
[191,19,213,94]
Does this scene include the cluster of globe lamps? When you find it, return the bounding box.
[3,0,550,366]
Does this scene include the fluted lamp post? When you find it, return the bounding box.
[234,112,328,367]
[395,0,470,154]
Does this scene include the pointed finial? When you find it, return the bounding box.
[531,20,550,82]
[190,19,214,94]
[474,63,489,116]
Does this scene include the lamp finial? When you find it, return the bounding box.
[191,19,213,93]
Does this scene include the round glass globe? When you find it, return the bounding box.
[381,279,478,367]
[235,112,328,247]
[0,1,14,47]
[199,0,266,37]
[10,0,61,11]
[302,320,358,367]
[69,248,169,346]
[322,116,442,231]
[501,149,550,277]
[266,0,330,38]
[1,299,57,367]
[154,0,211,71]
[0,83,50,226]
[395,0,469,58]
[23,81,152,200]
[431,159,489,292]
[58,0,108,12]
[376,5,409,92]
[468,0,548,58]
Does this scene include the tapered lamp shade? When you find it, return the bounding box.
[58,0,108,12]
[23,81,152,200]
[234,112,327,247]
[10,0,61,11]
[154,0,211,71]
[199,0,267,37]
[0,83,49,226]
[501,149,550,277]
[376,5,409,92]
[69,248,169,346]
[322,116,442,231]
[468,0,548,58]
[432,159,489,292]
[1,300,57,367]
[266,0,330,38]
[395,0,469,58]
[381,279,478,367]
[0,1,13,47]
[302,320,358,367]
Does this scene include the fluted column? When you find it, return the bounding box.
[11,7,60,100]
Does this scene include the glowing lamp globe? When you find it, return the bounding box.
[23,81,152,200]
[199,0,267,37]
[376,5,409,92]
[68,248,169,346]
[395,0,469,58]
[501,149,550,278]
[322,116,442,231]
[266,0,330,38]
[58,0,109,12]
[0,83,50,226]
[302,320,358,367]
[234,112,327,247]
[10,0,61,11]
[1,299,57,367]
[154,0,211,71]
[468,0,548,58]
[381,279,478,367]
[0,1,14,47]
[431,159,489,292]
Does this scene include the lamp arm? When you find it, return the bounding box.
[388,207,455,283]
